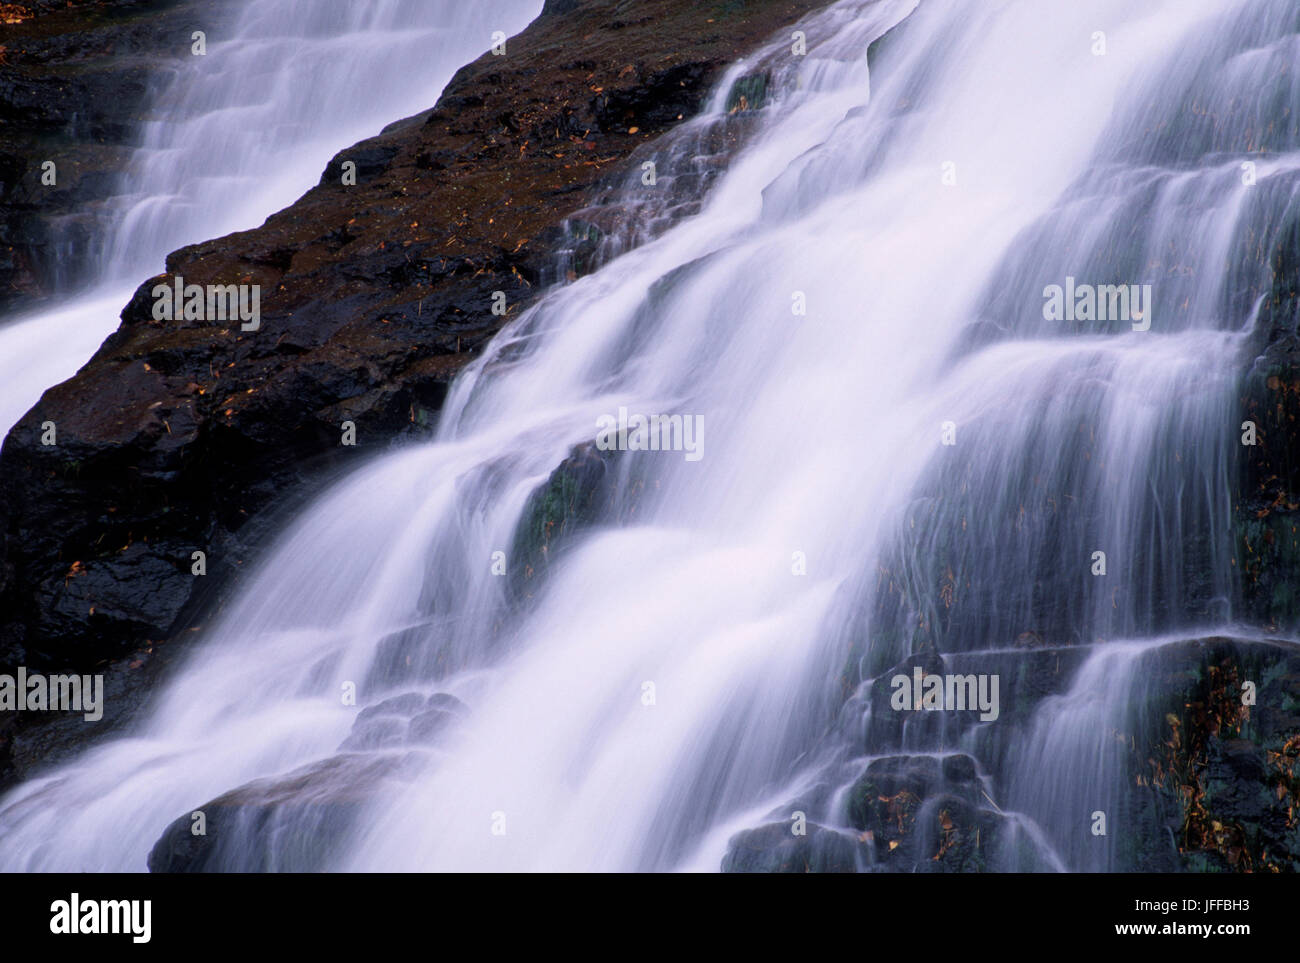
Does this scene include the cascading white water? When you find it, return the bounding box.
[2,0,1298,872]
[0,0,542,436]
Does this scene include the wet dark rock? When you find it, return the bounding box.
[593,61,716,134]
[724,753,1006,873]
[338,716,405,752]
[724,71,770,113]
[508,433,687,602]
[149,689,469,869]
[1236,181,1300,632]
[425,692,468,715]
[510,443,618,600]
[1123,637,1300,872]
[406,708,457,744]
[342,691,427,752]
[355,692,425,723]
[942,752,978,784]
[732,636,1300,872]
[845,755,944,829]
[559,83,769,281]
[540,0,582,20]
[855,645,1088,752]
[341,690,466,750]
[146,751,412,872]
[0,624,179,785]
[1238,350,1300,634]
[721,820,866,873]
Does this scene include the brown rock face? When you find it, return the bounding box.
[0,0,836,785]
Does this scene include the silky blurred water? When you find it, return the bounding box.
[2,0,1297,871]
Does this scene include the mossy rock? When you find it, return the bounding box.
[724,72,769,113]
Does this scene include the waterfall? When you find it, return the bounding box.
[0,0,543,436]
[2,0,1297,872]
